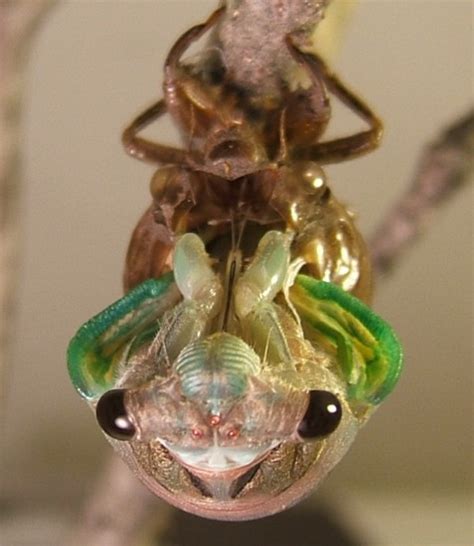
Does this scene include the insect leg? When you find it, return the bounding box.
[147,233,224,366]
[122,99,187,165]
[286,37,383,164]
[123,205,173,292]
[233,230,299,366]
[122,8,226,165]
[164,7,237,136]
[234,230,292,319]
[266,164,373,302]
[164,7,224,74]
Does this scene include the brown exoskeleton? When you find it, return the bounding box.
[68,6,401,522]
[122,7,382,303]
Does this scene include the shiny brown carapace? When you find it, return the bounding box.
[122,7,381,302]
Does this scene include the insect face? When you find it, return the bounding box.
[98,397,356,520]
[94,336,353,520]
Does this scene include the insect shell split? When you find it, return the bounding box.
[81,231,362,520]
[69,224,402,519]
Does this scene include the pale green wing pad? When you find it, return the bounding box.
[67,273,177,400]
[290,275,403,405]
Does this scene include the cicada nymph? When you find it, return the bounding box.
[68,8,402,520]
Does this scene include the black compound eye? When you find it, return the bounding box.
[96,389,136,441]
[298,390,342,439]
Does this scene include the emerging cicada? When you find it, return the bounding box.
[67,8,402,520]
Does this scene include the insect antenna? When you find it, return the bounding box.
[262,327,274,369]
[217,213,242,332]
[236,215,248,253]
[235,176,250,252]
[275,107,289,163]
[230,210,236,251]
[161,338,171,371]
[187,105,197,151]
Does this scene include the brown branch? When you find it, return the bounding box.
[0,0,56,410]
[213,0,331,95]
[370,109,474,275]
[66,454,171,546]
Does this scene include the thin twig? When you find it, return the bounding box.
[370,109,474,274]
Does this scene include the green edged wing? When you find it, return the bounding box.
[290,274,403,405]
[67,273,179,400]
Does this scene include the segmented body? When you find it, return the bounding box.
[67,7,402,520]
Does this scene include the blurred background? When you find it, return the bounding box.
[2,1,472,545]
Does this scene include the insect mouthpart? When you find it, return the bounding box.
[183,458,263,501]
[162,437,280,473]
[163,442,278,473]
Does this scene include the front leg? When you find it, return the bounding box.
[286,37,383,164]
[124,166,233,291]
[122,99,187,165]
[233,230,304,369]
[266,163,373,302]
[163,6,230,135]
[148,232,224,366]
[71,232,224,400]
[124,166,196,291]
[232,230,336,395]
[124,206,173,292]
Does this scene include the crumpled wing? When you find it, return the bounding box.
[290,274,403,405]
[67,273,179,400]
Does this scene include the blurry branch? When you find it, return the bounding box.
[66,454,171,546]
[370,109,474,274]
[0,1,56,406]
